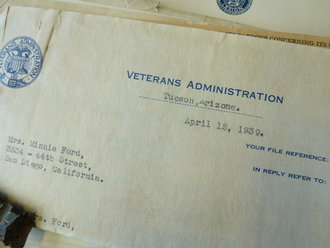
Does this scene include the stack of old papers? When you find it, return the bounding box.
[0,0,329,247]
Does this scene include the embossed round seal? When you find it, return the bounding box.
[217,0,253,15]
[0,37,43,88]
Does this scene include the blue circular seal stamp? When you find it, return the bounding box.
[0,36,43,88]
[217,0,253,15]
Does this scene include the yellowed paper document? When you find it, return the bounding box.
[0,6,329,248]
[3,0,330,49]
[25,228,105,248]
[159,0,330,37]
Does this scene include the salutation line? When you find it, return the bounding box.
[139,96,263,119]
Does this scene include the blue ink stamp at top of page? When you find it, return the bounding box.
[217,0,253,15]
[0,37,43,88]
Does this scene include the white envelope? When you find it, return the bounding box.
[0,5,329,248]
